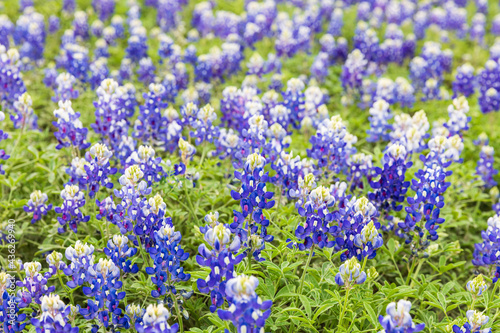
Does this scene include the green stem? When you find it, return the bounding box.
[11,125,25,158]
[57,271,74,304]
[136,235,151,268]
[290,247,314,332]
[488,282,499,317]
[406,260,418,285]
[360,256,368,273]
[172,292,184,333]
[298,246,314,295]
[338,288,351,330]
[183,183,197,221]
[247,248,252,272]
[409,259,424,288]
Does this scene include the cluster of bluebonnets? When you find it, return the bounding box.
[1,0,500,331]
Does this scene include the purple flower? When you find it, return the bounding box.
[23,190,52,224]
[55,185,90,233]
[379,300,425,333]
[217,275,272,332]
[476,145,498,188]
[53,100,90,150]
[196,212,244,312]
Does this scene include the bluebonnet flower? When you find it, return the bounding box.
[73,11,89,39]
[133,83,168,143]
[452,311,491,333]
[493,14,500,36]
[74,143,117,198]
[16,262,51,308]
[23,190,52,224]
[353,219,384,258]
[137,57,156,85]
[332,196,382,261]
[48,15,60,34]
[45,251,66,278]
[348,153,374,191]
[445,96,471,136]
[473,213,500,269]
[163,74,178,103]
[0,15,14,48]
[135,304,179,333]
[369,143,412,223]
[93,0,115,21]
[126,145,164,186]
[11,92,37,130]
[63,241,95,289]
[335,257,367,288]
[126,34,148,63]
[409,56,430,92]
[310,52,330,82]
[467,275,488,297]
[112,165,152,234]
[111,15,124,38]
[453,63,475,97]
[31,294,79,333]
[374,78,396,104]
[43,67,58,89]
[94,39,109,59]
[55,185,90,233]
[341,49,367,105]
[146,220,191,298]
[391,110,429,154]
[479,88,500,114]
[421,78,441,101]
[105,235,139,275]
[471,13,486,46]
[196,82,212,105]
[270,150,301,196]
[292,186,336,251]
[367,100,393,142]
[126,304,145,326]
[289,173,317,208]
[307,115,351,174]
[59,43,90,83]
[92,79,133,149]
[303,87,328,127]
[133,192,169,248]
[213,128,241,160]
[194,54,212,83]
[178,138,196,166]
[89,58,109,90]
[247,53,266,77]
[190,104,219,145]
[478,60,500,113]
[53,100,90,151]
[230,153,275,261]
[0,47,26,110]
[53,72,79,102]
[63,0,76,13]
[197,212,245,312]
[0,113,8,175]
[14,8,46,62]
[80,257,130,331]
[476,145,498,188]
[91,20,104,38]
[401,156,451,243]
[327,8,343,36]
[378,300,425,333]
[217,275,272,333]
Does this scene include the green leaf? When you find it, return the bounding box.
[363,302,378,326]
[299,295,312,318]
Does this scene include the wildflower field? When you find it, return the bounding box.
[2,0,500,332]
